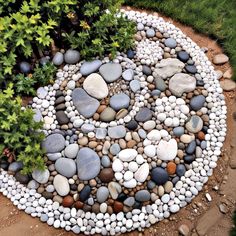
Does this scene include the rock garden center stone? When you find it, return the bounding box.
[0,9,229,236]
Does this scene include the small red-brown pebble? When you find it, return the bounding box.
[197,131,205,140]
[62,195,74,207]
[166,162,176,175]
[74,201,84,209]
[113,201,123,213]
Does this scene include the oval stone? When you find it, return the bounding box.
[55,158,76,178]
[42,133,65,153]
[53,175,70,196]
[80,60,102,76]
[151,167,169,185]
[190,95,206,111]
[83,73,108,99]
[99,63,122,83]
[135,190,151,202]
[76,147,101,180]
[110,93,130,111]
[186,116,203,133]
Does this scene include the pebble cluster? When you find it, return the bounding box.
[0,9,227,235]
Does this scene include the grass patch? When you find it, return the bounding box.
[125,0,236,80]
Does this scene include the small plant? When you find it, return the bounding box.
[64,0,136,58]
[0,0,135,85]
[33,62,57,86]
[13,62,57,96]
[0,84,46,174]
[13,74,36,96]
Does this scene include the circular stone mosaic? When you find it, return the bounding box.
[0,10,227,235]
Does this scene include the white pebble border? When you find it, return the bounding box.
[0,9,227,235]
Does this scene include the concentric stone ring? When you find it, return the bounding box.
[0,9,227,235]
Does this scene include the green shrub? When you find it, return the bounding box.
[13,62,57,96]
[0,0,135,84]
[0,84,46,174]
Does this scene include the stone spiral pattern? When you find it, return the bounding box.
[0,10,227,235]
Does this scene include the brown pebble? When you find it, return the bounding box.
[166,162,176,175]
[113,201,124,213]
[99,168,114,183]
[156,32,163,38]
[92,203,100,213]
[42,191,53,199]
[78,136,88,146]
[107,206,113,214]
[62,195,74,207]
[97,105,107,113]
[93,113,99,120]
[127,140,137,148]
[187,92,193,99]
[197,131,205,140]
[116,109,128,119]
[89,141,98,148]
[74,201,84,209]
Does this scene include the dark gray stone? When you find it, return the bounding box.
[79,185,91,202]
[151,167,169,185]
[142,65,152,75]
[177,51,189,62]
[176,164,186,177]
[186,140,196,155]
[126,120,138,130]
[56,111,69,125]
[135,190,151,202]
[135,108,152,122]
[154,77,167,91]
[185,65,197,74]
[15,172,30,184]
[55,96,65,105]
[184,155,195,164]
[127,49,135,59]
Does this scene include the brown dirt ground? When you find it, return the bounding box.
[0,7,235,236]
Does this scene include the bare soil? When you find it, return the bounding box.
[0,7,235,236]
